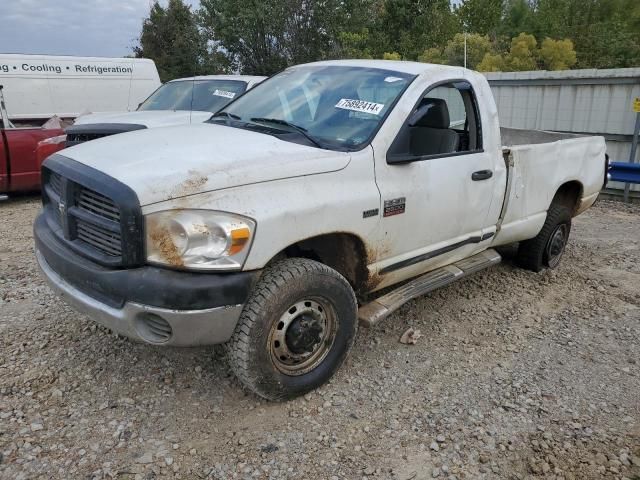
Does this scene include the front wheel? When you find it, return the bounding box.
[226,258,358,401]
[516,202,572,272]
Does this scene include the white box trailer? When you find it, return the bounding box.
[0,54,160,125]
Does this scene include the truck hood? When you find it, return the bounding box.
[73,110,214,128]
[60,123,350,206]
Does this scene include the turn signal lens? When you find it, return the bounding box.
[230,227,251,255]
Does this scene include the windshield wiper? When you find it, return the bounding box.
[249,117,326,149]
[210,111,241,121]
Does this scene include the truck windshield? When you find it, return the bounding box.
[215,65,415,151]
[138,80,248,113]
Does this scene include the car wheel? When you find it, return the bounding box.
[226,258,358,401]
[516,202,572,272]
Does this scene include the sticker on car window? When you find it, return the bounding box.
[335,98,385,116]
[384,76,404,83]
[213,89,236,99]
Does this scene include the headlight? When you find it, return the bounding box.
[145,210,255,271]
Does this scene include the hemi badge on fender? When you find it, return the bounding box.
[363,208,379,219]
[383,197,406,217]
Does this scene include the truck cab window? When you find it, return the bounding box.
[388,81,482,162]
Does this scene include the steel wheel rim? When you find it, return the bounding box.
[268,298,337,376]
[546,223,568,267]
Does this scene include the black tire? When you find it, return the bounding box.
[516,202,572,272]
[226,258,358,401]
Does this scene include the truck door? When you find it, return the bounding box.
[371,80,500,286]
[2,127,64,192]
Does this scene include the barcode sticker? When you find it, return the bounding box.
[335,98,385,116]
[213,89,236,99]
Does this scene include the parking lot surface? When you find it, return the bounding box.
[1,196,639,479]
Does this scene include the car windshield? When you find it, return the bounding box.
[138,79,248,112]
[215,65,415,150]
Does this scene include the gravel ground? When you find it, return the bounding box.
[1,196,639,480]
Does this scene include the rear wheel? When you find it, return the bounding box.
[516,202,572,272]
[226,258,357,401]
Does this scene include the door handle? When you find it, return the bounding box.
[472,170,493,181]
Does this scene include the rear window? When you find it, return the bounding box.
[138,80,247,113]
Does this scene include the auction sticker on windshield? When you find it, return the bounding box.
[335,98,385,116]
[213,89,236,99]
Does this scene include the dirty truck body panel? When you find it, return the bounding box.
[34,61,606,392]
[492,135,605,246]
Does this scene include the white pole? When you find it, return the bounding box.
[464,32,468,69]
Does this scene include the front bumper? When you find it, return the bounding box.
[34,213,260,346]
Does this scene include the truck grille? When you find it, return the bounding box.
[48,172,64,224]
[41,157,143,267]
[76,187,120,223]
[76,221,122,256]
[50,172,62,195]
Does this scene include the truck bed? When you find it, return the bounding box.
[493,127,607,247]
[500,127,585,147]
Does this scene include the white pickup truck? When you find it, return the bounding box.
[64,74,265,146]
[35,60,607,400]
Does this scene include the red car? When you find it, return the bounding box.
[0,85,66,196]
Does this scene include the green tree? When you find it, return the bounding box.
[532,0,640,68]
[134,0,216,82]
[418,47,446,64]
[477,52,505,71]
[500,0,534,38]
[335,0,382,58]
[199,0,362,75]
[377,0,459,60]
[442,33,493,69]
[455,0,503,36]
[539,38,577,70]
[504,32,538,70]
[338,29,374,59]
[626,0,640,34]
[382,52,402,60]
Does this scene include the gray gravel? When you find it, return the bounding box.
[1,196,639,480]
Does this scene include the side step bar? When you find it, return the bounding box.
[358,249,502,327]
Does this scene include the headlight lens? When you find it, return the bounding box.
[145,210,255,270]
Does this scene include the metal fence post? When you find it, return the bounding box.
[624,112,640,203]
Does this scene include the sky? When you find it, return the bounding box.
[1,0,200,58]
